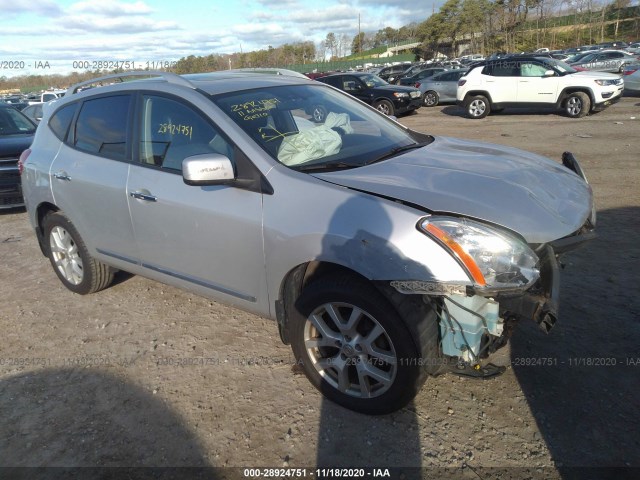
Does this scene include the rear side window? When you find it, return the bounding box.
[321,76,341,88]
[49,103,77,141]
[74,95,131,160]
[487,63,519,77]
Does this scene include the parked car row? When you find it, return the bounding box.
[566,49,640,73]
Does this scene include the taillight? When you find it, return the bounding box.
[574,66,586,71]
[18,148,31,175]
[458,79,467,86]
[415,82,421,88]
[623,69,637,75]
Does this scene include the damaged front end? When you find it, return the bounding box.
[391,213,596,376]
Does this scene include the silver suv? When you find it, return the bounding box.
[21,71,595,414]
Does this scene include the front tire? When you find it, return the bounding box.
[423,91,439,107]
[43,212,114,295]
[311,104,327,123]
[564,92,590,118]
[290,273,437,414]
[464,95,490,119]
[373,99,395,116]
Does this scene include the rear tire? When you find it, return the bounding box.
[289,273,439,414]
[564,92,590,118]
[464,95,490,119]
[43,212,114,295]
[311,104,327,123]
[423,91,439,107]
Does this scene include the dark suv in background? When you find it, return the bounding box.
[1,103,36,209]
[375,63,413,84]
[317,72,422,116]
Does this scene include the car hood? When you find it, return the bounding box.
[0,134,34,156]
[570,69,622,78]
[311,136,593,243]
[375,84,419,93]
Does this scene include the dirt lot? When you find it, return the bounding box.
[1,96,639,477]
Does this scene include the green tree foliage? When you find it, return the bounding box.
[351,32,366,55]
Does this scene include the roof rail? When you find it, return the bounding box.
[228,68,309,79]
[66,71,194,96]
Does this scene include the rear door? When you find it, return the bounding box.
[481,62,520,103]
[126,93,267,313]
[49,94,139,263]
[434,71,461,101]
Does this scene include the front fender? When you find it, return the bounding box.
[262,174,470,314]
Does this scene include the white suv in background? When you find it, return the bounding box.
[457,56,624,118]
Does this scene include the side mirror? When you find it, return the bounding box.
[182,153,235,186]
[543,70,556,77]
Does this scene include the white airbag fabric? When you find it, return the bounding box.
[278,113,352,166]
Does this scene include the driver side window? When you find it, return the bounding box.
[342,77,360,91]
[139,95,233,172]
[520,62,550,77]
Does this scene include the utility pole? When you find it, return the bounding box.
[358,13,361,59]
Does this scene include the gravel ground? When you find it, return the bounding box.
[1,95,639,478]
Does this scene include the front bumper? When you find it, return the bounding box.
[0,163,24,209]
[395,96,423,114]
[593,89,623,111]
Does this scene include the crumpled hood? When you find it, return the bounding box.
[312,136,593,243]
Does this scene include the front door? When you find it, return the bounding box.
[127,93,267,313]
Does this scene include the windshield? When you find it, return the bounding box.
[213,83,431,171]
[361,74,389,87]
[566,53,590,63]
[576,53,598,64]
[0,107,36,135]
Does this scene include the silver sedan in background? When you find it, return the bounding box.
[417,69,468,107]
[572,49,640,73]
[623,63,640,93]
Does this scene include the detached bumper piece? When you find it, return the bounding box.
[499,244,559,333]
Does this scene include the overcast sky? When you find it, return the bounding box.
[0,0,438,77]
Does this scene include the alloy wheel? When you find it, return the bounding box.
[304,302,397,398]
[49,226,83,285]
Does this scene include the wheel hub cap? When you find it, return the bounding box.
[49,226,83,285]
[303,302,398,399]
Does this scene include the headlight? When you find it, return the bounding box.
[594,79,618,86]
[419,216,540,291]
[393,92,409,98]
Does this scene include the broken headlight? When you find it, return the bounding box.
[419,216,540,291]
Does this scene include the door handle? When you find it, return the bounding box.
[53,172,71,181]
[129,191,157,202]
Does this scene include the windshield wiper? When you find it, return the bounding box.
[296,161,355,172]
[364,142,429,166]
